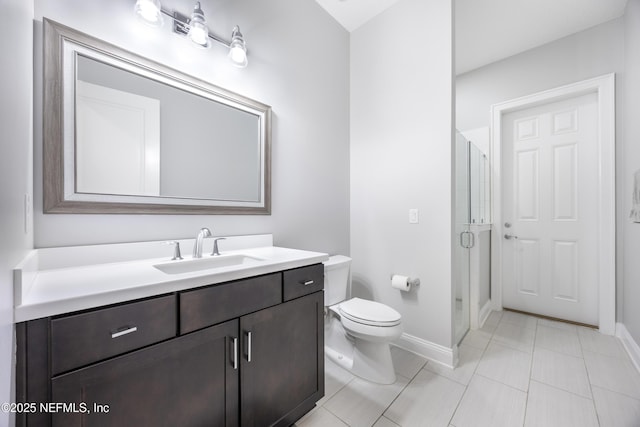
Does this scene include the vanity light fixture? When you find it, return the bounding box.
[134,0,248,68]
[228,26,248,68]
[134,0,163,26]
[187,2,209,47]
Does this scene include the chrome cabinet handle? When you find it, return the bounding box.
[231,337,238,370]
[245,331,252,362]
[111,326,137,339]
[301,280,314,286]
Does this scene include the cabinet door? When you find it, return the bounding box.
[51,319,239,427]
[240,292,324,427]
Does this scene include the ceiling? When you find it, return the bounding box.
[314,0,403,32]
[315,0,629,74]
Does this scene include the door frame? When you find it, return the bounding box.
[490,74,616,334]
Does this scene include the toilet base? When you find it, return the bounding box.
[325,340,397,385]
[325,345,354,372]
[325,314,397,385]
[350,339,396,385]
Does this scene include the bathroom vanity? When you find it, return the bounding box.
[14,236,327,427]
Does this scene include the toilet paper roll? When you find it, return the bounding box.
[391,275,411,292]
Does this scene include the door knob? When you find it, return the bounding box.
[504,234,518,240]
[504,222,512,228]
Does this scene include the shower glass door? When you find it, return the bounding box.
[454,131,471,344]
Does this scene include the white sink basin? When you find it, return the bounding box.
[154,254,264,275]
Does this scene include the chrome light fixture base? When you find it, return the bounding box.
[135,0,249,66]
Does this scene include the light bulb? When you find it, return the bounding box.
[188,2,210,47]
[189,22,209,46]
[228,26,248,68]
[135,0,163,26]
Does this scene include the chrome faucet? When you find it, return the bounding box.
[166,241,183,260]
[211,237,226,256]
[193,227,212,258]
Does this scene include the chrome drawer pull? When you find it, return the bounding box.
[301,280,314,286]
[231,337,238,370]
[111,326,137,339]
[246,331,252,362]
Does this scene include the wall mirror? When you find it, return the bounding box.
[43,19,271,214]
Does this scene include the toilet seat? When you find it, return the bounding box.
[339,297,401,327]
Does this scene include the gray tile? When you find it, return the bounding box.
[479,311,502,334]
[500,311,538,330]
[583,351,640,399]
[531,348,591,397]
[592,386,640,427]
[524,381,598,427]
[316,312,639,427]
[451,375,527,427]
[538,318,578,333]
[476,341,532,391]
[479,321,498,334]
[578,327,626,359]
[492,321,536,353]
[426,343,484,386]
[385,369,465,427]
[461,329,492,350]
[318,357,355,406]
[324,374,409,427]
[296,407,349,427]
[485,311,503,327]
[390,345,427,379]
[535,324,582,358]
[372,416,401,427]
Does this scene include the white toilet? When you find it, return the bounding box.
[323,255,402,384]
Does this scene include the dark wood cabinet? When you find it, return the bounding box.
[51,319,238,427]
[17,264,324,427]
[240,292,324,427]
[50,295,177,375]
[180,273,282,335]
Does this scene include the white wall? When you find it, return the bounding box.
[456,18,624,130]
[0,1,34,425]
[456,17,627,323]
[351,0,454,349]
[33,0,350,256]
[623,0,640,345]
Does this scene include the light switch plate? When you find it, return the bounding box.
[409,209,419,224]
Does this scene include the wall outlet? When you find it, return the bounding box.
[409,209,419,224]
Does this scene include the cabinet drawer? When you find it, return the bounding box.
[283,264,324,301]
[180,273,282,334]
[51,295,176,375]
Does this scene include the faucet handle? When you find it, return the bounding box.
[211,238,226,256]
[165,241,183,260]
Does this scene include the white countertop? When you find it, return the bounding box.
[14,235,328,322]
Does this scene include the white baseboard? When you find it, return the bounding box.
[395,332,456,369]
[478,300,493,329]
[616,323,640,373]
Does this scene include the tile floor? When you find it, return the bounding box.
[295,311,640,427]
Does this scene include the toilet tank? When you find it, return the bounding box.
[323,255,352,306]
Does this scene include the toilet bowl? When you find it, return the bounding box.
[323,256,403,384]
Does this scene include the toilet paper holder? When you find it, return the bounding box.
[390,275,420,287]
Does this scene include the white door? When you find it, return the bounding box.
[502,93,599,325]
[76,81,161,196]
